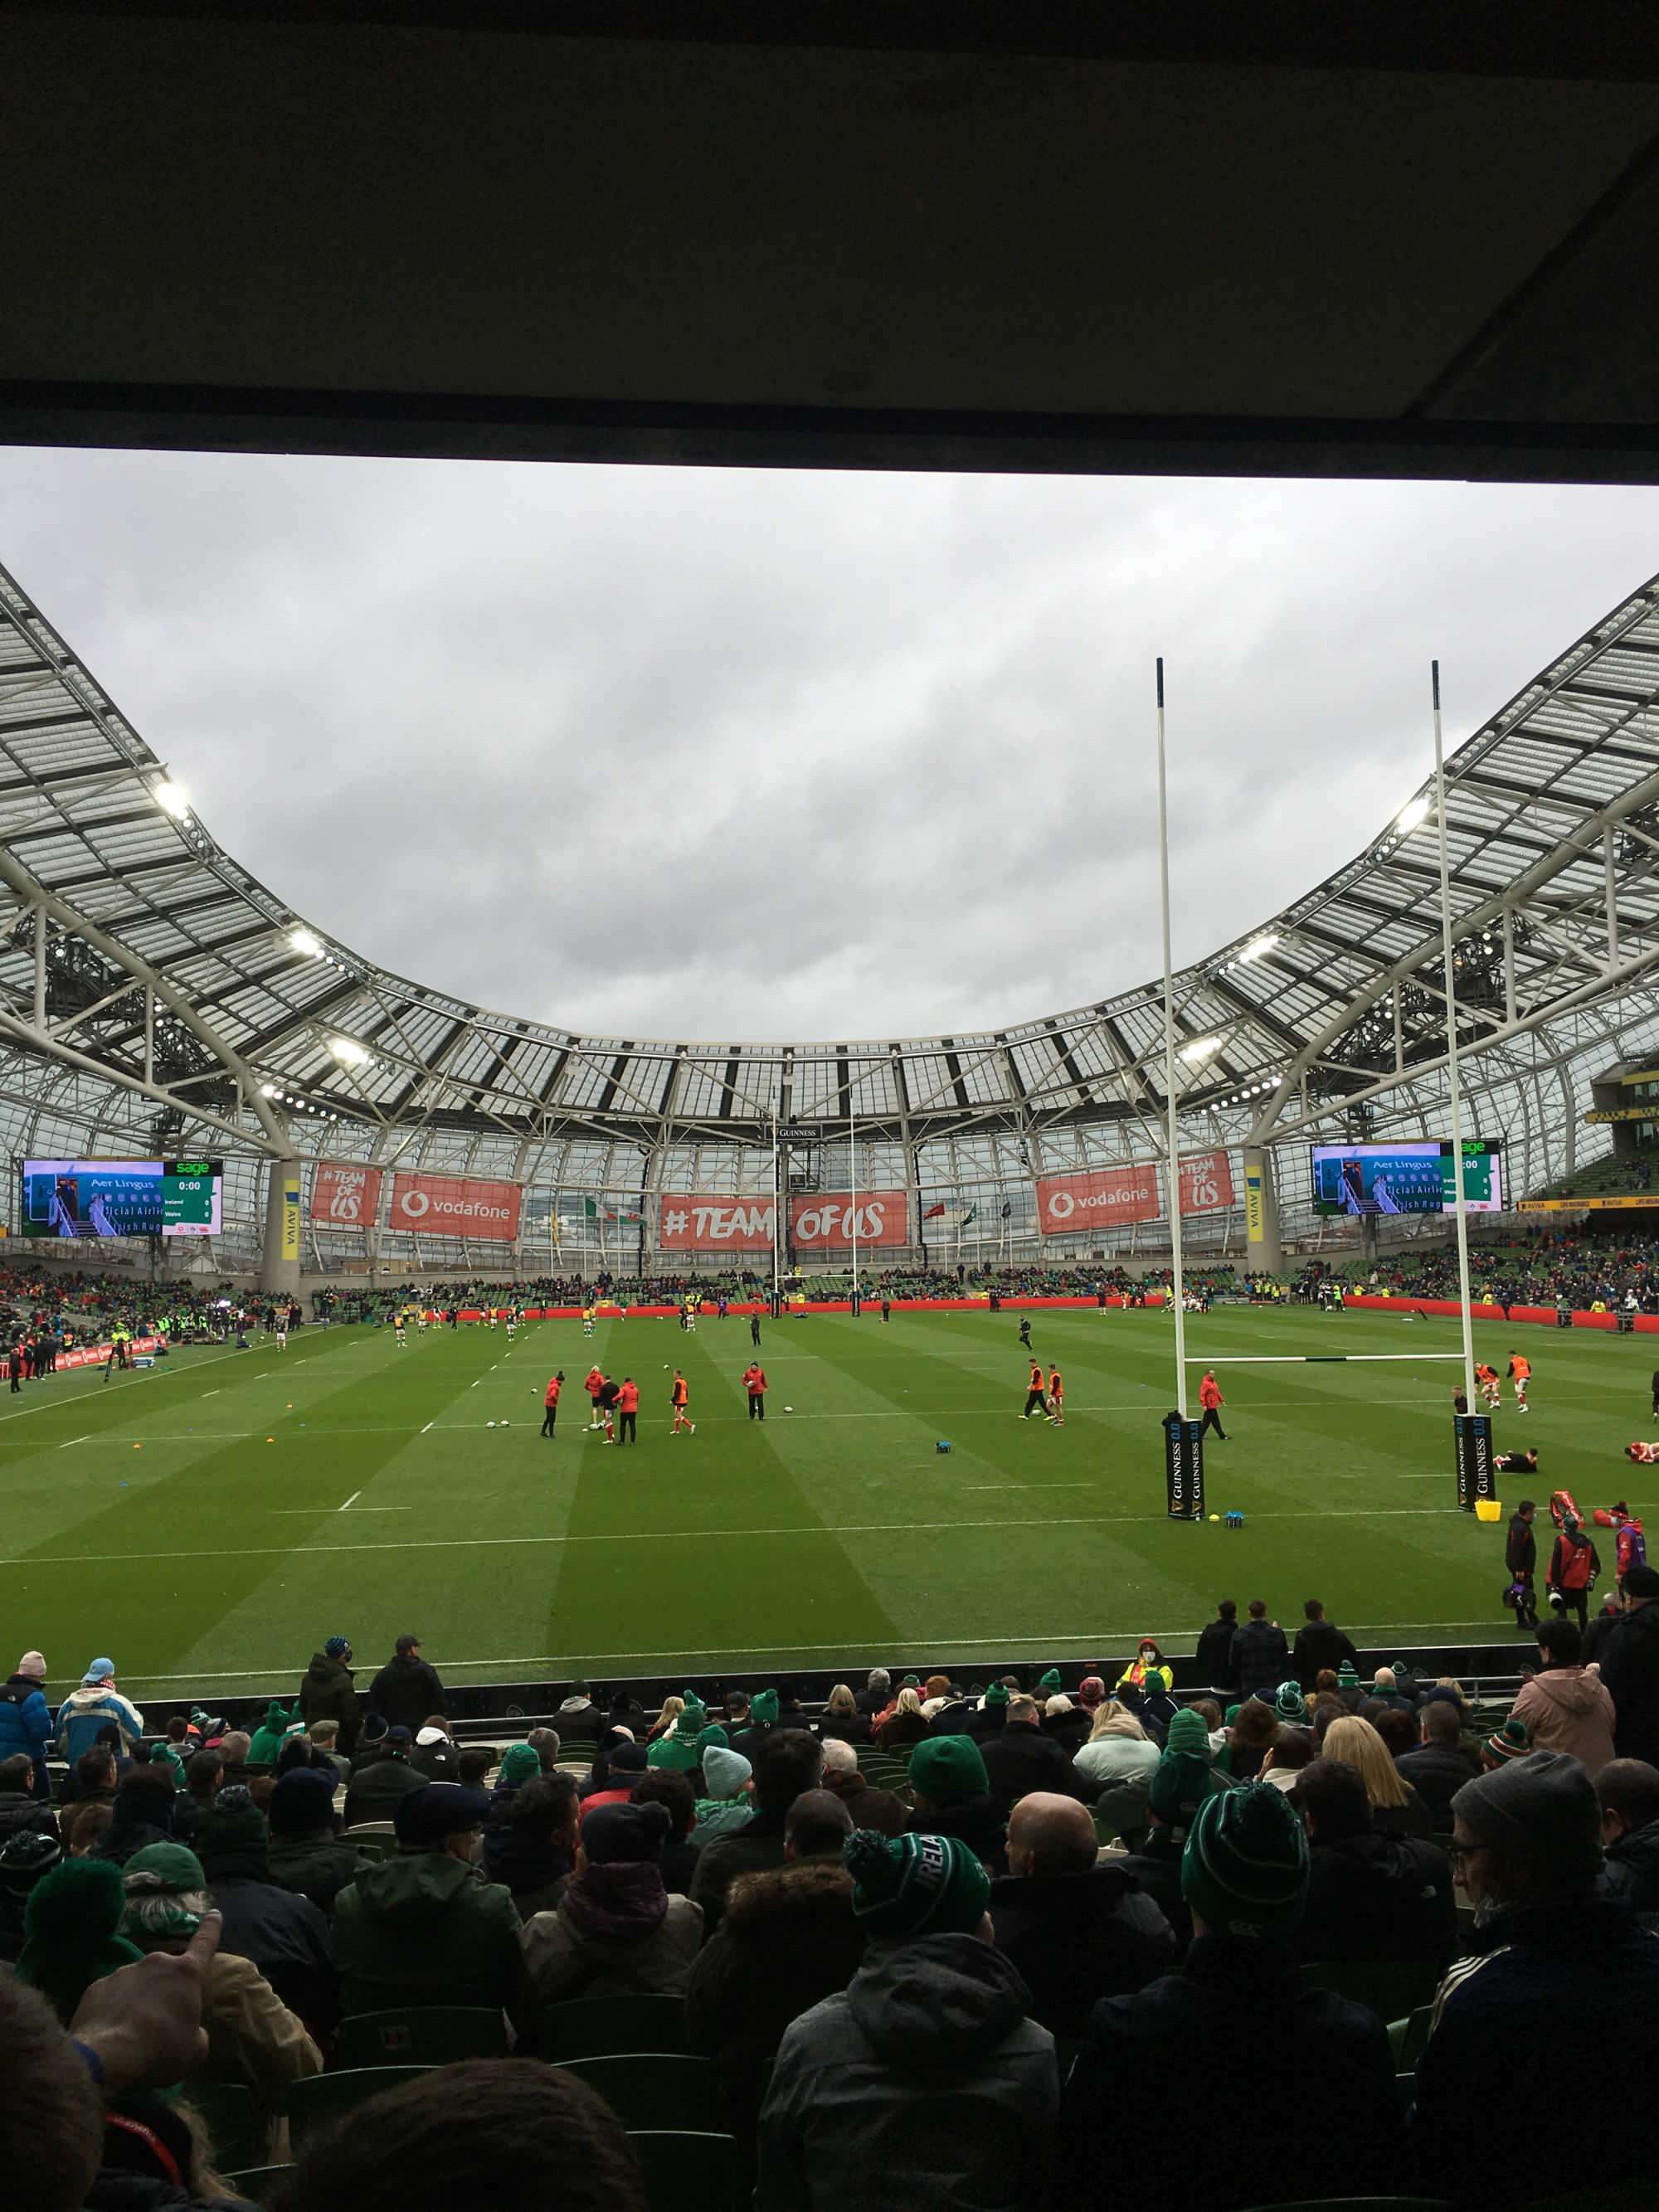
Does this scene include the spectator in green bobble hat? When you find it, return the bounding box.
[649,1696,709,1773]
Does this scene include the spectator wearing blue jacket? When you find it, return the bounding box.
[0,1653,53,1795]
[56,1659,144,1766]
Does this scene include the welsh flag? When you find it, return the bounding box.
[581,1198,642,1225]
[925,1203,977,1227]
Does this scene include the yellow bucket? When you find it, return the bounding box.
[1475,1498,1503,1524]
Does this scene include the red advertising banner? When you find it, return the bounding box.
[1177,1149,1235,1215]
[1036,1163,1160,1236]
[388,1171,522,1242]
[309,1161,384,1228]
[658,1194,776,1251]
[789,1190,910,1249]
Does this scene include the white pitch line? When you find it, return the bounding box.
[59,1436,90,1449]
[421,1420,435,1434]
[0,1505,1463,1570]
[202,1389,221,1398]
[338,1490,362,1512]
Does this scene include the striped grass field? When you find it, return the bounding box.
[0,1304,1647,1701]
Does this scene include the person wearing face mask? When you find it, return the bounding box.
[1116,1641,1174,1697]
[1409,1753,1659,2208]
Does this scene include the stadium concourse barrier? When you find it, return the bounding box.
[428,1295,1169,1320]
[54,1331,163,1368]
[1345,1294,1656,1331]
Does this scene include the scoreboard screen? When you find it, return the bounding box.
[19,1158,225,1239]
[1309,1140,1503,1217]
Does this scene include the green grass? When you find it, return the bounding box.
[1,1306,1650,1701]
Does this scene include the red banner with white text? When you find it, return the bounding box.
[1036,1164,1161,1235]
[388,1172,522,1242]
[310,1161,384,1228]
[658,1195,776,1251]
[1177,1149,1235,1215]
[790,1190,910,1249]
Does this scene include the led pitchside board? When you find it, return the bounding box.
[1308,1139,1503,1218]
[18,1158,224,1238]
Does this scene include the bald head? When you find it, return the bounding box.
[1005,1791,1097,1878]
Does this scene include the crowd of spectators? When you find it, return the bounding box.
[2,1587,1659,2210]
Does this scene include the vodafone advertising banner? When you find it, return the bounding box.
[659,1195,776,1252]
[791,1191,909,1249]
[1177,1149,1235,1214]
[1036,1164,1160,1235]
[309,1161,384,1228]
[388,1172,522,1242]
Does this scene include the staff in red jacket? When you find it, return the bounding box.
[742,1362,767,1422]
[1547,1513,1601,1631]
[615,1376,640,1446]
[1199,1369,1228,1441]
[541,1370,564,1441]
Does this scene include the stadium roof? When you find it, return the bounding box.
[2,557,1658,1167]
[4,7,1659,485]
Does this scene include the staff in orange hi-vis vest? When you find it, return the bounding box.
[1020,1359,1048,1421]
[1046,1367,1064,1428]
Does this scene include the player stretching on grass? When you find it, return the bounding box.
[669,1369,695,1435]
[1474,1361,1501,1412]
[1020,1358,1048,1420]
[1047,1365,1064,1427]
[541,1370,563,1439]
[1507,1349,1531,1414]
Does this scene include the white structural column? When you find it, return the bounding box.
[260,1155,304,1296]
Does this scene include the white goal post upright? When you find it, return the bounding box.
[1156,657,1190,1418]
[849,1102,859,1310]
[1433,660,1479,1414]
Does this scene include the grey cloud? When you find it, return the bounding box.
[1,452,1655,1042]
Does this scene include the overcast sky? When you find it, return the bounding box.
[2,452,1655,1042]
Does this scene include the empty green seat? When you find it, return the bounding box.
[553,2054,716,2132]
[334,2006,508,2069]
[540,1995,688,2061]
[288,2065,430,2143]
[628,2131,745,2212]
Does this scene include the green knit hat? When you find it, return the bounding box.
[1181,1782,1308,1939]
[749,1689,779,1726]
[901,1675,921,1689]
[120,1841,211,1945]
[1164,1707,1212,1757]
[695,1723,729,1756]
[1038,1669,1063,1693]
[673,1698,708,1744]
[264,1699,290,1726]
[908,1733,989,1807]
[844,1827,990,1939]
[17,1859,144,2020]
[1273,1681,1307,1725]
[499,1743,542,1787]
[1148,1749,1214,1830]
[1486,1715,1531,1764]
[984,1680,1010,1708]
[1336,1661,1359,1689]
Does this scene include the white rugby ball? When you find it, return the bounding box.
[784,1404,794,1412]
[486,1420,496,1428]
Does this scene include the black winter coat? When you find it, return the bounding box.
[979,1723,1082,1813]
[1394,1742,1479,1835]
[268,1830,371,1917]
[200,1863,337,2031]
[907,1792,1008,1875]
[1229,1618,1291,1699]
[1292,1620,1359,1690]
[1506,1512,1537,1578]
[1116,1830,1192,1957]
[1064,1937,1399,2212]
[297,1652,361,1755]
[365,1653,445,1733]
[686,1857,866,2151]
[1295,1830,1456,1968]
[1601,1814,1659,1911]
[1602,1601,1659,1765]
[1194,1619,1238,1690]
[989,1863,1175,2039]
[343,1754,426,1830]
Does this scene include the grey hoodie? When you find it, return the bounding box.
[756,1932,1057,2212]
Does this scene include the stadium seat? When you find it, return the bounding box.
[1388,2007,1433,2069]
[552,2054,716,2132]
[188,2080,265,2171]
[540,1994,690,2061]
[334,2005,508,2068]
[221,2168,293,2207]
[287,2065,430,2143]
[1299,1959,1445,2020]
[628,2130,745,2212]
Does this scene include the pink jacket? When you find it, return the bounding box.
[1510,1667,1617,1777]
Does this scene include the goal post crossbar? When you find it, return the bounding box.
[1180,1353,1467,1365]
